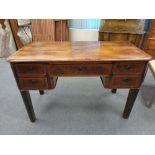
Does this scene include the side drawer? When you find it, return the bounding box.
[48,64,112,76]
[112,62,146,75]
[101,76,142,88]
[15,64,46,77]
[18,78,49,90]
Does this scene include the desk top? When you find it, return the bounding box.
[7,41,151,62]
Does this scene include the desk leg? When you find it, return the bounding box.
[39,90,44,95]
[111,89,117,94]
[123,89,139,119]
[20,91,36,122]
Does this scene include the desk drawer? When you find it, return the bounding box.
[15,64,46,77]
[18,78,48,90]
[48,64,112,76]
[102,76,141,88]
[113,62,145,74]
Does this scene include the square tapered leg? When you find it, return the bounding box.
[111,89,117,94]
[39,90,44,95]
[20,91,36,122]
[123,89,139,119]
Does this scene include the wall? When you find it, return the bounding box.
[69,28,99,41]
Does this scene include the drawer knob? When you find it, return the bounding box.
[78,66,83,71]
[29,80,38,84]
[125,65,132,70]
[122,77,130,83]
[28,67,34,71]
[24,67,34,73]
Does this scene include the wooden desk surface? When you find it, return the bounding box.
[7,41,151,62]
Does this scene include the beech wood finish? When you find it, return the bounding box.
[7,41,151,122]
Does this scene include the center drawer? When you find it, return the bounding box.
[48,64,112,76]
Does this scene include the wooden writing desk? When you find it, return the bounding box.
[7,41,151,122]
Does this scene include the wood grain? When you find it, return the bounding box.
[144,20,155,58]
[102,75,141,88]
[19,78,48,90]
[7,41,151,62]
[9,19,24,49]
[48,63,112,76]
[31,19,55,41]
[112,62,146,74]
[99,20,145,48]
[15,63,46,77]
[31,19,69,42]
[54,20,69,41]
[100,19,145,34]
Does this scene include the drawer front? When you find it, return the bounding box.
[48,64,112,76]
[103,76,141,88]
[113,62,145,74]
[18,78,48,90]
[15,64,46,77]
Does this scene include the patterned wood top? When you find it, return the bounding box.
[7,41,152,62]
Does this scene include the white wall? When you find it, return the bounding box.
[69,28,99,41]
